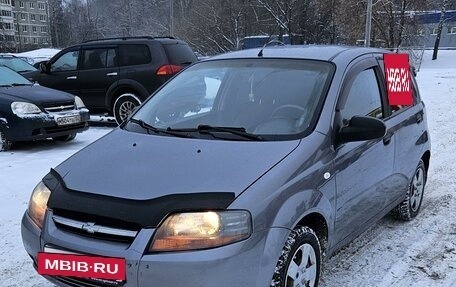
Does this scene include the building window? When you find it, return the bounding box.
[33,37,37,44]
[20,13,26,20]
[449,27,456,34]
[22,25,27,32]
[30,14,36,21]
[39,14,46,21]
[29,2,34,9]
[1,10,12,17]
[11,0,15,6]
[2,23,13,30]
[40,26,47,33]
[431,28,439,35]
[32,25,36,33]
[23,36,27,43]
[19,1,24,8]
[38,2,45,10]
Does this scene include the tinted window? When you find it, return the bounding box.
[82,49,107,70]
[342,68,383,123]
[163,43,197,65]
[51,50,79,72]
[119,45,151,66]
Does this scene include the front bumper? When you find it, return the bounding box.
[2,109,89,142]
[21,210,289,287]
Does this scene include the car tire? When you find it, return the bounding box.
[0,129,13,151]
[391,159,426,221]
[270,226,321,287]
[53,133,76,142]
[113,93,142,125]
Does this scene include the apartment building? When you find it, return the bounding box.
[0,0,51,52]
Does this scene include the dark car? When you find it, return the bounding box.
[0,66,89,151]
[0,54,38,74]
[22,46,430,287]
[22,36,198,124]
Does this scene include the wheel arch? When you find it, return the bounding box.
[295,212,329,259]
[421,150,431,174]
[106,79,149,110]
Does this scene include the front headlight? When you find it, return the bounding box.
[149,210,252,252]
[27,181,51,229]
[74,96,86,109]
[11,102,41,115]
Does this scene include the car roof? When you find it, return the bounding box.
[210,45,389,63]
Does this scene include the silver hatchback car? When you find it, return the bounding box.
[22,45,430,287]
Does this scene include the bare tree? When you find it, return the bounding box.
[432,0,448,60]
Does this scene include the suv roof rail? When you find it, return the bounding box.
[82,36,176,43]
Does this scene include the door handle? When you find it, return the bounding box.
[66,76,77,80]
[416,113,423,124]
[383,131,393,145]
[106,72,118,77]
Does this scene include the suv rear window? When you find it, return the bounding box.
[163,43,197,65]
[119,44,151,66]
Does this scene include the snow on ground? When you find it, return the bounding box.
[0,50,455,286]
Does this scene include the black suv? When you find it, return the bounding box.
[23,37,198,124]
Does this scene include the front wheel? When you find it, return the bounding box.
[391,159,426,221]
[113,93,142,125]
[271,226,321,287]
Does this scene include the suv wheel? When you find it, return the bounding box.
[113,93,142,124]
[0,129,13,151]
[391,160,426,221]
[271,226,321,287]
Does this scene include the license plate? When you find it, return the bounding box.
[37,252,126,281]
[56,115,81,126]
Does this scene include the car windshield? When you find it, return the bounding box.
[131,59,333,140]
[0,66,33,86]
[0,57,37,73]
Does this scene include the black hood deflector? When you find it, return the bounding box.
[45,169,235,228]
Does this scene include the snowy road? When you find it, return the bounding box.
[0,51,455,286]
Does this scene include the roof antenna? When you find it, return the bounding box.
[257,39,286,57]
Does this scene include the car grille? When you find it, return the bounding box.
[44,104,75,112]
[43,122,87,134]
[52,209,140,244]
[52,276,124,287]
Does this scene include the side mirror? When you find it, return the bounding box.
[339,116,386,143]
[39,62,49,73]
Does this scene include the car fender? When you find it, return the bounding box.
[106,79,150,108]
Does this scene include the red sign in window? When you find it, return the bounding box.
[384,53,413,106]
[37,252,126,281]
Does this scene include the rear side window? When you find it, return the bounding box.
[81,48,117,70]
[163,43,197,65]
[119,45,151,66]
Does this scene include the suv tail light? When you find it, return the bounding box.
[156,65,182,76]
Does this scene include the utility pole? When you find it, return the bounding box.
[365,0,373,47]
[169,0,174,37]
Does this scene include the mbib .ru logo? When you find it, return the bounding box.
[37,252,126,280]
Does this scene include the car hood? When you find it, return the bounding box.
[0,85,74,105]
[55,128,300,200]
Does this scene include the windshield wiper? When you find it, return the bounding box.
[129,118,193,138]
[197,125,264,141]
[11,83,32,86]
[0,84,12,87]
[167,125,264,141]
